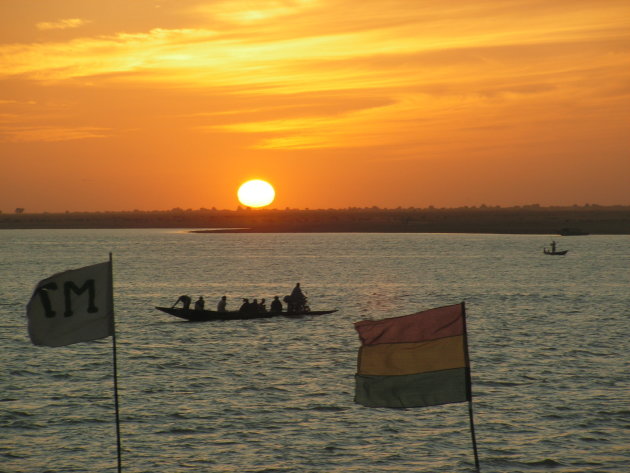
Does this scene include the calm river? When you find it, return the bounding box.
[1,230,629,472]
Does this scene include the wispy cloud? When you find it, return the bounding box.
[195,0,318,25]
[0,1,624,95]
[2,0,629,152]
[0,126,109,143]
[36,18,90,31]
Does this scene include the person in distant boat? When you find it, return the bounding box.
[239,298,251,313]
[217,296,227,312]
[551,240,557,252]
[194,296,205,311]
[288,283,307,312]
[252,299,260,313]
[291,283,305,299]
[173,295,192,309]
[270,296,283,312]
[283,295,292,311]
[259,298,267,312]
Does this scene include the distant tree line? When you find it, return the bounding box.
[1,205,629,234]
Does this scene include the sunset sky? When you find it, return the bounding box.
[1,0,629,212]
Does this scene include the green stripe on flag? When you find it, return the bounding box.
[355,367,469,408]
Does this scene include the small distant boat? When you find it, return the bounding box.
[543,240,568,256]
[544,248,568,255]
[156,306,338,322]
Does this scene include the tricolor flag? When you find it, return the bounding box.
[354,303,471,408]
[26,261,114,347]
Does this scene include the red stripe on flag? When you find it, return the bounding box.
[354,303,463,346]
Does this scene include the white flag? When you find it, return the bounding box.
[27,261,113,347]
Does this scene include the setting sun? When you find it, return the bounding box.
[237,180,275,208]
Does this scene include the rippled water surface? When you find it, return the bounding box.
[1,230,629,472]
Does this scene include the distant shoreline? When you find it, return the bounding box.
[2,206,629,234]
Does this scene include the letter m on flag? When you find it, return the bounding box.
[26,261,113,347]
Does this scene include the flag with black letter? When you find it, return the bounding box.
[27,261,113,347]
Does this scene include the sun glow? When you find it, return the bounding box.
[237,179,275,208]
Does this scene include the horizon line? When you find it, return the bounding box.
[4,203,630,215]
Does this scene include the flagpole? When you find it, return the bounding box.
[110,253,122,473]
[461,301,480,472]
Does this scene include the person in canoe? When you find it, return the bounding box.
[270,296,283,313]
[285,283,308,312]
[194,296,205,311]
[217,296,227,312]
[239,298,251,313]
[173,295,192,309]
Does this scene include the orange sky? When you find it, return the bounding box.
[1,0,629,212]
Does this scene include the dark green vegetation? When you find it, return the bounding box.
[1,205,629,234]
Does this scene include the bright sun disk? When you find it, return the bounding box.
[237,179,275,208]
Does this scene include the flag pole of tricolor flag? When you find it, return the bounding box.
[26,255,123,473]
[354,302,480,470]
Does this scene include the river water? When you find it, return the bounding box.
[1,230,629,472]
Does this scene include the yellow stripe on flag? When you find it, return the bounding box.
[358,335,466,376]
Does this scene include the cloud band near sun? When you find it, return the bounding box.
[36,18,90,31]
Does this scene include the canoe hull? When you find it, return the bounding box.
[156,306,337,321]
[543,249,568,255]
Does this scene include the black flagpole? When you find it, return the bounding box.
[110,253,122,473]
[461,301,480,472]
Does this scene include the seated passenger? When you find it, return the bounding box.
[270,296,283,312]
[239,298,251,313]
[283,295,294,312]
[194,296,205,311]
[217,296,227,312]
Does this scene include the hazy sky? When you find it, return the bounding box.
[1,0,629,212]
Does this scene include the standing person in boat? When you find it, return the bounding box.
[194,296,205,311]
[172,295,192,309]
[217,296,227,312]
[289,283,307,312]
[270,296,283,313]
[551,240,557,253]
